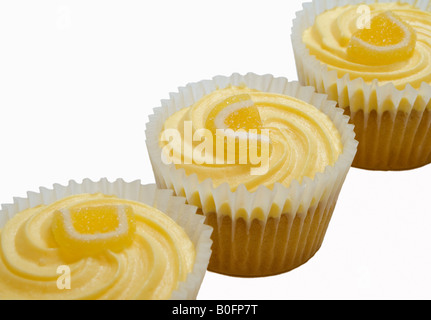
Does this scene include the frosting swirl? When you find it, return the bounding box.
[159,85,343,192]
[302,2,431,90]
[0,193,195,300]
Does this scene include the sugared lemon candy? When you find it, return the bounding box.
[52,204,136,256]
[204,93,270,165]
[347,11,416,65]
[205,94,263,133]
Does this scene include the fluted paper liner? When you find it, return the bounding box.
[145,73,358,276]
[292,0,431,170]
[0,178,213,300]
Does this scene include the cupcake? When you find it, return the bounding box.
[145,73,358,277]
[0,178,213,300]
[292,0,431,170]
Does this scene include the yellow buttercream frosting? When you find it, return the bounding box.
[302,2,431,90]
[0,193,195,300]
[159,85,343,192]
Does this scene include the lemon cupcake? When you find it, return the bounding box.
[0,178,212,300]
[292,0,431,170]
[145,73,358,277]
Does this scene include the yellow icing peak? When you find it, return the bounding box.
[159,85,343,192]
[302,2,431,90]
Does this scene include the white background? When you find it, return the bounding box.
[1,0,430,300]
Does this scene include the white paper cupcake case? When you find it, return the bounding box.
[145,73,358,276]
[0,178,213,300]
